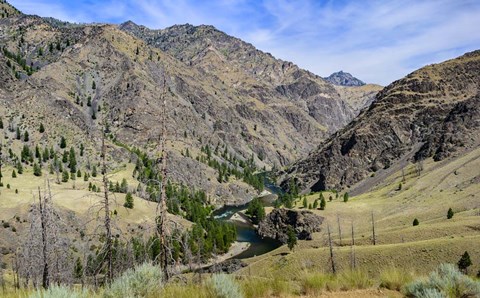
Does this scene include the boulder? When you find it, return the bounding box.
[257,208,324,243]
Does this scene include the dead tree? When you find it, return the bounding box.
[327,223,336,274]
[18,182,72,288]
[371,211,376,245]
[337,214,342,246]
[155,69,171,281]
[350,221,356,269]
[101,122,113,284]
[38,187,50,289]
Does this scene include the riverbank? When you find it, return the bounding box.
[230,209,252,225]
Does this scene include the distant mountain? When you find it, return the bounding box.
[0,8,376,204]
[324,71,366,86]
[281,51,480,193]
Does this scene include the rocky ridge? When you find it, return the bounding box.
[257,208,324,242]
[281,51,480,193]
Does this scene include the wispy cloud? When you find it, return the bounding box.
[8,0,480,85]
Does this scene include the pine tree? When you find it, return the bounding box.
[16,127,21,140]
[33,163,41,176]
[62,170,69,182]
[313,199,318,209]
[12,169,17,178]
[343,192,349,203]
[303,196,308,208]
[77,169,81,178]
[39,123,45,133]
[74,257,83,279]
[0,117,3,129]
[16,160,23,174]
[457,251,472,274]
[68,147,77,173]
[447,208,454,219]
[60,136,66,149]
[413,218,419,226]
[23,131,29,142]
[124,192,134,209]
[84,172,89,181]
[320,196,326,210]
[120,178,128,193]
[287,226,297,251]
[92,81,96,89]
[92,165,97,177]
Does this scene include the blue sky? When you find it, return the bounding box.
[9,0,480,85]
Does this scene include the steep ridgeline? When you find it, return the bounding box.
[324,70,365,87]
[119,22,357,140]
[0,7,368,205]
[281,51,480,193]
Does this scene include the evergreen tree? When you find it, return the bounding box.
[120,178,128,193]
[343,192,349,203]
[92,81,96,89]
[246,197,265,224]
[60,136,67,148]
[87,96,91,106]
[447,208,454,219]
[12,169,17,178]
[77,169,82,177]
[80,143,84,156]
[74,257,83,279]
[92,165,97,177]
[62,150,68,163]
[16,127,21,140]
[68,147,77,173]
[320,195,326,210]
[303,196,308,208]
[0,117,3,129]
[458,251,472,274]
[33,163,41,176]
[124,192,134,209]
[287,226,297,251]
[16,160,23,174]
[39,123,45,133]
[84,172,89,181]
[413,218,419,226]
[62,170,69,182]
[23,130,29,142]
[313,199,318,209]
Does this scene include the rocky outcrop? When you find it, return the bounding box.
[324,71,366,86]
[280,50,480,193]
[203,259,247,274]
[257,208,324,242]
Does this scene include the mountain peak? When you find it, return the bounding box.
[324,71,365,86]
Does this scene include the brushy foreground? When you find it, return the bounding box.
[7,263,480,298]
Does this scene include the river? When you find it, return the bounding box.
[213,174,283,259]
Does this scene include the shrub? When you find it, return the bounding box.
[29,285,89,298]
[104,263,163,298]
[300,272,335,295]
[210,274,243,298]
[447,208,454,219]
[336,269,374,290]
[379,266,414,291]
[404,263,480,298]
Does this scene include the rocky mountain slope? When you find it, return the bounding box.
[281,50,480,193]
[0,3,377,204]
[324,70,365,86]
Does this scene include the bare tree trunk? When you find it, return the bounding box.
[38,187,50,289]
[337,214,342,246]
[350,221,356,270]
[156,71,170,281]
[327,223,336,274]
[371,211,376,246]
[101,126,113,284]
